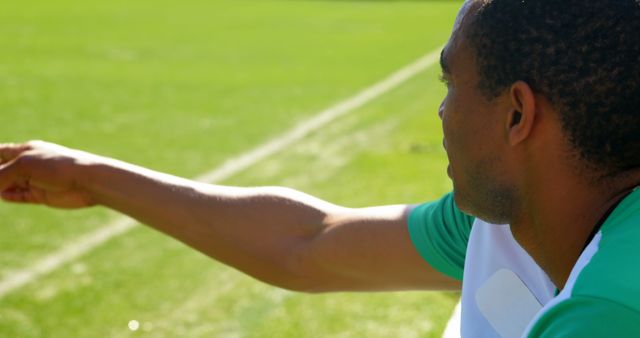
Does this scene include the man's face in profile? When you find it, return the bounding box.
[438,0,517,224]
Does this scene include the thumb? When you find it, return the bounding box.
[0,143,32,165]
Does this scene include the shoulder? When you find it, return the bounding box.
[573,191,640,311]
[408,192,475,232]
[528,191,640,336]
[528,295,640,337]
[407,192,475,280]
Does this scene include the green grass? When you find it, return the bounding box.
[0,0,461,336]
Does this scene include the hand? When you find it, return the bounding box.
[0,140,98,209]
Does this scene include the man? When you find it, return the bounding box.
[1,0,639,336]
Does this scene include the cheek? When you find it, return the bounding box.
[441,101,475,176]
[441,97,458,150]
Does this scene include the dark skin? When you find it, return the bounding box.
[440,0,640,289]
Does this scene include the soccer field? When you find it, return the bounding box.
[0,0,461,336]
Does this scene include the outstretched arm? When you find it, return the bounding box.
[0,141,460,292]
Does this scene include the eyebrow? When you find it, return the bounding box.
[440,48,451,75]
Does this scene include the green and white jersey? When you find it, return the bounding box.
[523,187,640,336]
[408,188,640,337]
[409,193,555,337]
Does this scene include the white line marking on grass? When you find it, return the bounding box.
[0,47,442,299]
[442,301,461,338]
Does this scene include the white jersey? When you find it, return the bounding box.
[409,189,640,337]
[461,220,555,337]
[408,193,555,337]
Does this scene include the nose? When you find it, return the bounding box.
[438,100,445,120]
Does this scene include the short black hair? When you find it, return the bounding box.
[466,0,640,176]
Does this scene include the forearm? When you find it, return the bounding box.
[1,141,454,292]
[81,157,339,290]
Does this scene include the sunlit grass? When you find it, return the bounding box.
[0,0,460,336]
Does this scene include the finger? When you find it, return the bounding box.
[0,187,40,204]
[0,143,32,165]
[0,160,25,191]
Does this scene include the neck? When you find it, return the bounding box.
[509,171,637,290]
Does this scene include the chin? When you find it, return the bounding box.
[451,185,472,213]
[452,185,514,225]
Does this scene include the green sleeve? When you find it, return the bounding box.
[528,296,640,337]
[407,192,474,280]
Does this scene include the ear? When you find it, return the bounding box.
[506,81,536,146]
